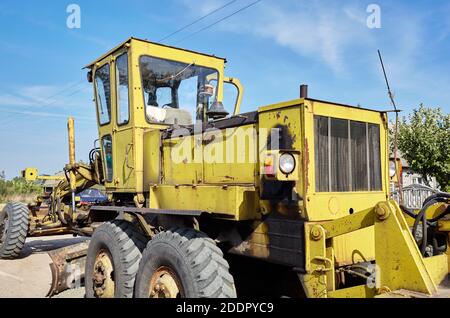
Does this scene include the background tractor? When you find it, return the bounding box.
[0,122,105,295]
[1,37,449,298]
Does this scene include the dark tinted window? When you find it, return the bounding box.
[368,124,382,190]
[314,116,329,192]
[102,135,113,182]
[330,118,350,192]
[351,121,368,191]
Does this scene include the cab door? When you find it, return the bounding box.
[94,57,115,190]
[112,50,135,191]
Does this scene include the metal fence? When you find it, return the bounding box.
[391,184,438,209]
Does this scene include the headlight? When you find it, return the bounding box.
[389,160,397,178]
[279,153,296,175]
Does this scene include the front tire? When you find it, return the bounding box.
[135,228,236,298]
[85,220,147,298]
[0,202,29,259]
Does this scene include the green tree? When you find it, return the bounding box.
[0,177,42,203]
[395,104,450,191]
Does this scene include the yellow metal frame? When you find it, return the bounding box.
[22,167,64,182]
[224,77,244,115]
[301,200,448,298]
[84,38,450,299]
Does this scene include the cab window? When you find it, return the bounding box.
[95,64,111,125]
[116,53,130,125]
[140,56,219,125]
[102,135,113,182]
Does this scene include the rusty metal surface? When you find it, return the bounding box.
[229,214,306,270]
[90,205,204,216]
[47,241,89,297]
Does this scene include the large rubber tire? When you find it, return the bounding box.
[85,220,147,298]
[0,202,29,259]
[135,228,236,298]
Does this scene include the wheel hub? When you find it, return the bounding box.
[92,251,115,298]
[149,267,183,298]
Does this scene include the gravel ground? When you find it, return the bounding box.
[52,287,85,298]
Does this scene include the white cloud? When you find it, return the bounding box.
[1,109,91,121]
[0,94,39,107]
[0,82,95,125]
[178,0,450,108]
[0,83,91,109]
[180,0,375,74]
[180,0,229,15]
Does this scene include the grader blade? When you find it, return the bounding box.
[47,241,89,297]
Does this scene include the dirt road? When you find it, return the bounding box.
[0,235,88,298]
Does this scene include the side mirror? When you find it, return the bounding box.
[207,101,229,120]
[87,70,93,83]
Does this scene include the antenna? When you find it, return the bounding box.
[378,49,403,203]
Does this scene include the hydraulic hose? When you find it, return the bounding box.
[400,205,418,219]
[422,192,450,207]
[411,193,450,256]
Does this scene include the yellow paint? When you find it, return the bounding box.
[149,185,257,221]
[328,285,376,298]
[21,167,64,182]
[423,254,449,286]
[303,99,390,221]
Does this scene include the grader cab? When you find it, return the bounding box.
[1,37,449,298]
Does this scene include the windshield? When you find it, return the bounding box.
[140,56,219,125]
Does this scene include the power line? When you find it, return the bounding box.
[0,109,92,122]
[39,80,85,104]
[42,85,88,108]
[3,0,263,127]
[6,0,261,114]
[158,0,238,43]
[173,0,263,45]
[28,80,86,109]
[0,84,91,128]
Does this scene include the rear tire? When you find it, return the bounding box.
[84,220,147,298]
[135,228,236,298]
[0,202,29,259]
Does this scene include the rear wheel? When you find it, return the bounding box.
[0,202,29,259]
[135,228,236,298]
[85,220,147,298]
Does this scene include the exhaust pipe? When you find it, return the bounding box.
[300,84,308,99]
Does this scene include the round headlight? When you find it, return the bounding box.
[279,153,296,175]
[389,160,397,178]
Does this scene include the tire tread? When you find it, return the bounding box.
[143,227,236,298]
[0,202,29,259]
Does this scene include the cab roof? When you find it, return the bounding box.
[84,37,227,69]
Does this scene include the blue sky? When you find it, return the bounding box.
[0,0,449,178]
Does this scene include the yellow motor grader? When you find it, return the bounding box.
[1,37,449,298]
